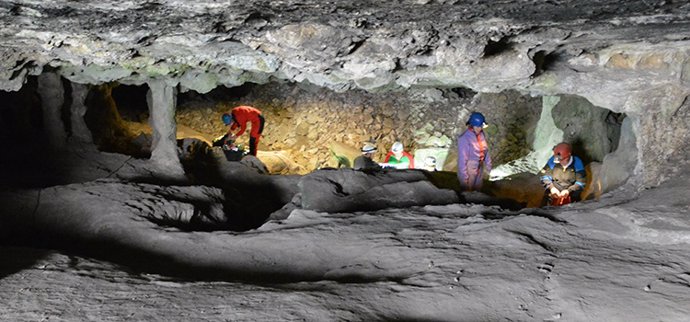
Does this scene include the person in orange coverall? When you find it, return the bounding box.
[221,105,265,156]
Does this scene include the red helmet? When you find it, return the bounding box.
[553,143,572,162]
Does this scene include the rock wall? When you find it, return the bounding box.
[178,83,469,173]
[552,95,623,163]
[636,93,690,186]
[525,43,690,189]
[490,96,565,180]
[465,90,543,168]
[594,116,638,198]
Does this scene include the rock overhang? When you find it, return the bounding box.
[1,0,689,96]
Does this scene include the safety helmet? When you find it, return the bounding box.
[552,142,572,162]
[424,156,437,166]
[466,112,487,128]
[391,141,404,153]
[361,143,377,154]
[221,113,233,125]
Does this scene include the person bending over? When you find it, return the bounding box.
[221,105,265,156]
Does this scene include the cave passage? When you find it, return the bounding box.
[0,75,633,212]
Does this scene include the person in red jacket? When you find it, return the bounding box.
[382,141,415,169]
[221,106,265,156]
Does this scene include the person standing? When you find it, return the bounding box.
[457,112,492,191]
[539,142,586,206]
[222,105,265,156]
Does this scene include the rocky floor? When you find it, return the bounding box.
[1,145,689,321]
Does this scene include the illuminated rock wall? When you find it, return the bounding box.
[175,83,543,174]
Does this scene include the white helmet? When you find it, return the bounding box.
[424,156,437,166]
[391,141,404,153]
[361,143,377,153]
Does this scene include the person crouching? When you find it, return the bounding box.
[540,142,586,206]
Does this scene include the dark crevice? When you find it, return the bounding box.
[531,50,560,77]
[8,4,20,15]
[243,11,272,25]
[482,36,513,57]
[606,111,626,152]
[111,84,149,122]
[450,87,477,99]
[0,246,51,281]
[346,38,366,56]
[479,207,569,224]
[391,58,403,73]
[415,47,434,56]
[85,84,150,159]
[673,95,689,117]
[61,76,73,137]
[328,179,347,197]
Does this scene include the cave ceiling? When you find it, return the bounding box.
[1,0,689,99]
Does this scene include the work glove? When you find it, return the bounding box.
[549,187,560,196]
[559,189,570,198]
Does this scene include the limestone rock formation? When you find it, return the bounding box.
[2,1,690,320]
[298,168,459,213]
[2,0,688,185]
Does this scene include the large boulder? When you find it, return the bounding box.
[256,151,303,174]
[297,168,459,213]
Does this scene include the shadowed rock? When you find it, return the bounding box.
[298,168,459,213]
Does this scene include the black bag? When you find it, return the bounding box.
[223,148,244,161]
[212,134,227,147]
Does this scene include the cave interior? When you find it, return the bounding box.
[0,1,689,320]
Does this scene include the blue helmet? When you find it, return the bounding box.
[221,113,233,125]
[466,112,486,127]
